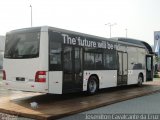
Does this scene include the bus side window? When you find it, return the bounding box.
[95,53,103,69]
[84,52,95,70]
[104,51,116,70]
[63,47,72,73]
[75,48,81,73]
[146,57,151,71]
[49,42,62,71]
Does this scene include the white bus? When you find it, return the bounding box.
[3,26,153,94]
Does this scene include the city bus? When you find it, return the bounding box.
[2,26,153,94]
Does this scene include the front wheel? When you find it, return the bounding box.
[137,75,143,86]
[87,76,98,94]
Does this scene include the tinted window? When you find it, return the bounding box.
[75,48,81,73]
[147,57,152,71]
[84,49,117,70]
[4,32,40,59]
[95,53,103,69]
[84,52,95,69]
[50,42,62,71]
[63,47,72,72]
[103,51,117,70]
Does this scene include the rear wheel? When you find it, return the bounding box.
[87,76,98,94]
[137,75,143,86]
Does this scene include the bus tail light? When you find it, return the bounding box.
[2,70,6,80]
[35,71,46,82]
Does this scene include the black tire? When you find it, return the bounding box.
[137,75,143,86]
[87,76,98,94]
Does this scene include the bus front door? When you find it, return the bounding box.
[63,46,83,93]
[146,55,153,81]
[117,52,128,86]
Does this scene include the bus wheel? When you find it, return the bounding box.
[87,76,98,94]
[137,75,143,86]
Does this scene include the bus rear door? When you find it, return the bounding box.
[63,46,83,93]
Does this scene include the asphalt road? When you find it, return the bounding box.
[59,91,160,120]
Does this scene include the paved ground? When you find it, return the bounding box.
[0,79,160,120]
[0,80,35,120]
[59,88,160,120]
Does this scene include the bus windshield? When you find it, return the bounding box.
[4,31,40,59]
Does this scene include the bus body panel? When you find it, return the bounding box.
[4,78,48,93]
[128,70,146,84]
[4,58,40,81]
[83,70,146,91]
[48,71,62,94]
[3,58,49,93]
[83,70,117,91]
[3,27,49,93]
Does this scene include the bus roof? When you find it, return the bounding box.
[114,37,153,54]
[47,26,150,50]
[6,26,152,53]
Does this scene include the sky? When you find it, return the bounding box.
[0,0,160,46]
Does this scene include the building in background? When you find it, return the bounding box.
[154,31,160,71]
[0,36,5,69]
[154,31,160,53]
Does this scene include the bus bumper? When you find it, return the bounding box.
[3,81,48,93]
